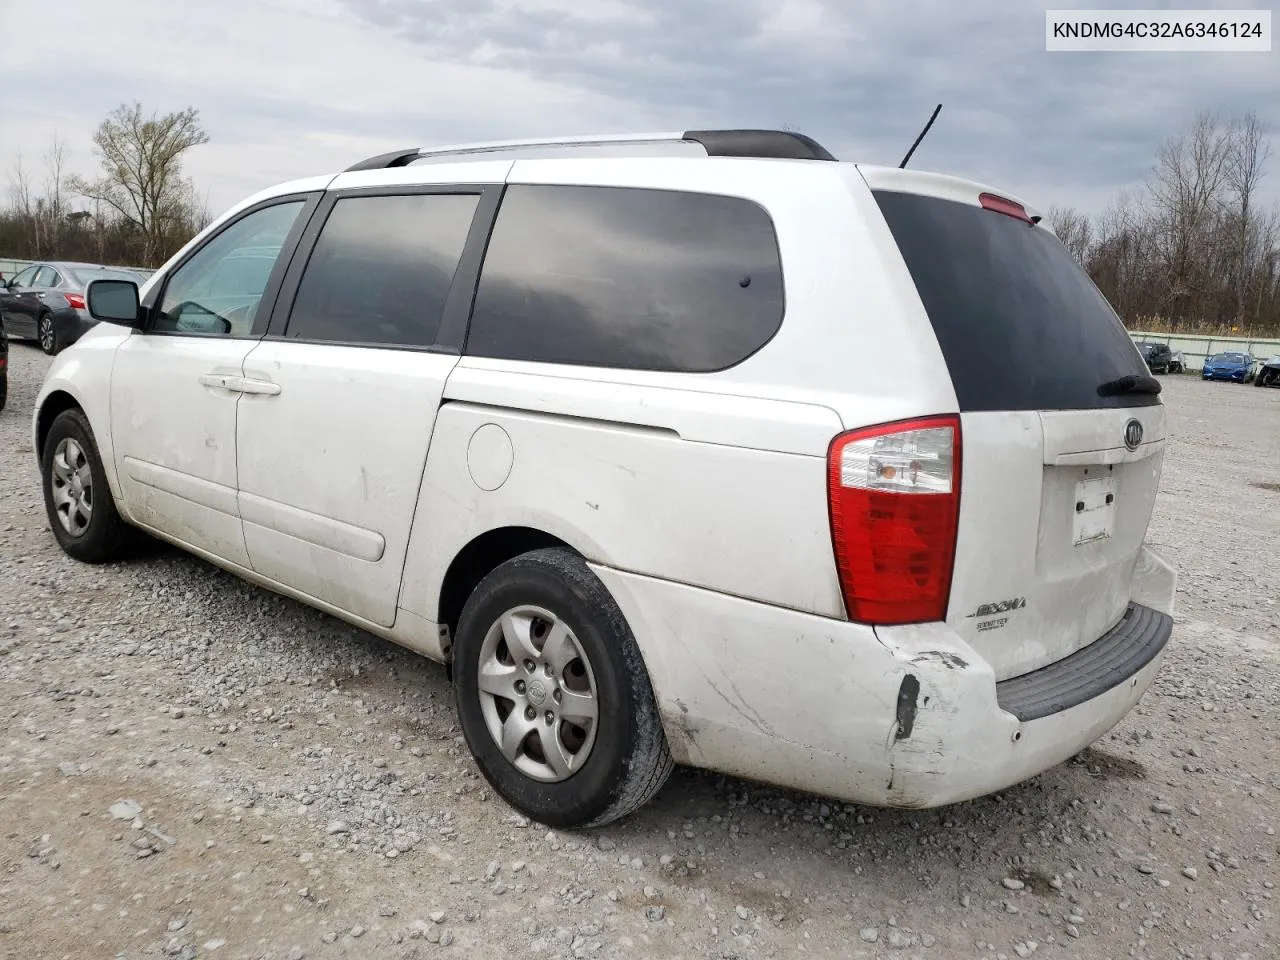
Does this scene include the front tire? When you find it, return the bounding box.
[39,314,60,355]
[40,409,134,563]
[453,548,672,828]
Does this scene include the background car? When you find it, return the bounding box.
[1136,340,1173,373]
[1169,350,1186,373]
[1201,351,1254,383]
[0,261,149,355]
[1255,355,1280,387]
[0,321,7,413]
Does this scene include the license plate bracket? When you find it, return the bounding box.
[1073,476,1115,545]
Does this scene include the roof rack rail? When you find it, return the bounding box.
[683,130,837,161]
[343,129,837,172]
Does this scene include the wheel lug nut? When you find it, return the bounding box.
[525,706,536,721]
[545,711,554,725]
[553,689,562,703]
[515,680,525,694]
[524,660,536,673]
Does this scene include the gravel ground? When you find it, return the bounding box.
[1,342,1276,960]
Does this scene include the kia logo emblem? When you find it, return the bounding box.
[1124,419,1143,451]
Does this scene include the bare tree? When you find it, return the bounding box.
[1146,110,1232,316]
[69,102,210,265]
[8,153,38,254]
[1225,112,1271,329]
[1047,205,1092,265]
[42,134,68,253]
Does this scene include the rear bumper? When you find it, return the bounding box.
[52,309,97,346]
[591,544,1176,809]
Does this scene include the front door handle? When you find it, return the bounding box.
[198,373,232,391]
[226,377,281,396]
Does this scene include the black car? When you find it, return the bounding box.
[0,261,148,355]
[1256,355,1280,388]
[1136,340,1173,374]
[0,321,8,413]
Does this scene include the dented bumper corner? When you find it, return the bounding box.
[590,562,1174,810]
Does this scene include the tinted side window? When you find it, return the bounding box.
[466,185,784,372]
[156,200,306,337]
[284,193,480,347]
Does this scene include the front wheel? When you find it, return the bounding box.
[40,408,134,562]
[453,548,673,828]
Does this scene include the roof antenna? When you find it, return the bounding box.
[899,104,942,169]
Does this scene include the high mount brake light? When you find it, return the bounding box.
[979,192,1033,224]
[826,415,962,625]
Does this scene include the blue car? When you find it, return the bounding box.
[1201,351,1254,383]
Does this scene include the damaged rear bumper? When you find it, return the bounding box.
[589,544,1176,809]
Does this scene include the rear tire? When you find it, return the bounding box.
[40,408,135,563]
[39,313,60,355]
[452,548,673,828]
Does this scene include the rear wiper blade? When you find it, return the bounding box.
[1097,374,1161,397]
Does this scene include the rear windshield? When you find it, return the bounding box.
[873,190,1155,411]
[66,266,146,286]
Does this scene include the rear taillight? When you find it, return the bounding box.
[64,293,87,310]
[827,415,962,625]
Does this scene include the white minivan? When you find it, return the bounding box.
[33,130,1176,827]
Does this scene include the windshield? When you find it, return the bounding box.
[872,190,1155,411]
[1210,353,1247,363]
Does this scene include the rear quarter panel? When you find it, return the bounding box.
[397,367,850,627]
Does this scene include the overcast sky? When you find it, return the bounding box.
[0,0,1275,219]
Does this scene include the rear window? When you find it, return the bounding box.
[873,190,1154,411]
[66,267,145,285]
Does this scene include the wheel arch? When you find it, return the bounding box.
[436,526,579,642]
[35,389,85,459]
[33,384,125,503]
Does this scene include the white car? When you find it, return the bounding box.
[32,130,1177,827]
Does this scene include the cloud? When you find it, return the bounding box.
[0,0,1275,218]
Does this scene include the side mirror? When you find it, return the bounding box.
[86,278,142,327]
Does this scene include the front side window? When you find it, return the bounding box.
[284,192,480,347]
[155,201,306,337]
[466,185,785,372]
[8,266,39,288]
